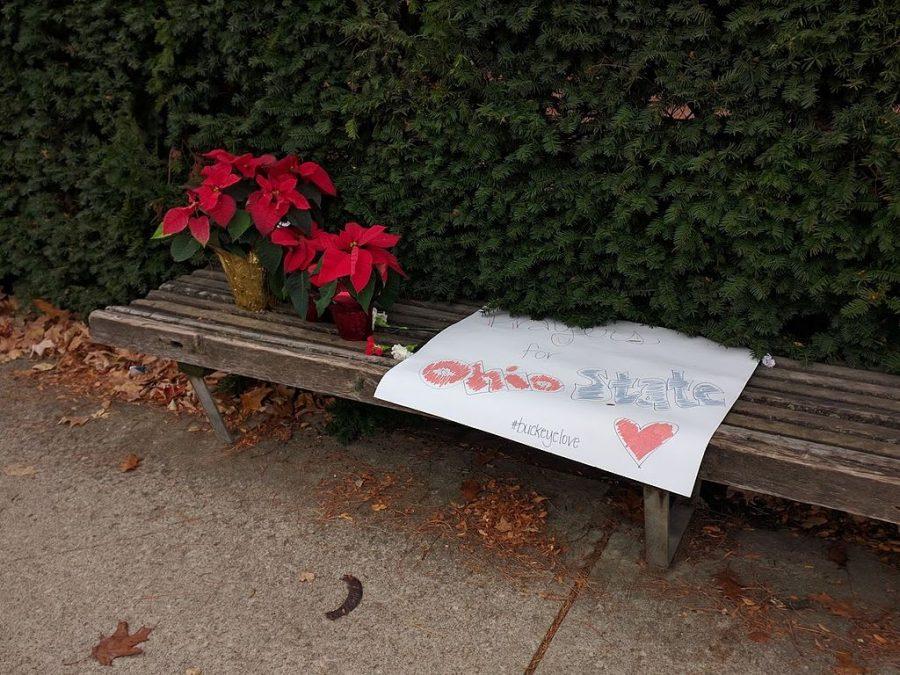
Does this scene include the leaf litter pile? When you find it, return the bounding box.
[318,464,567,582]
[0,294,330,447]
[428,479,563,571]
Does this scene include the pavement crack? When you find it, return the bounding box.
[524,522,616,675]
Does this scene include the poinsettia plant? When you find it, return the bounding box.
[152,149,337,311]
[303,222,406,318]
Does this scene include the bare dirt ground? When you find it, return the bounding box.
[0,356,897,673]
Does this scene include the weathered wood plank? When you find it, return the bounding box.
[751,363,899,400]
[722,411,896,458]
[109,304,396,366]
[159,279,452,337]
[90,310,394,405]
[132,297,433,354]
[146,289,440,344]
[740,387,900,428]
[730,400,900,443]
[772,355,900,388]
[704,430,899,524]
[746,377,900,415]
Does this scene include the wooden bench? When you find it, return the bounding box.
[89,269,900,567]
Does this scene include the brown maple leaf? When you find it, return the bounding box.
[91,621,152,666]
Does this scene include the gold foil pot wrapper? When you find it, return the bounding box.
[213,247,271,312]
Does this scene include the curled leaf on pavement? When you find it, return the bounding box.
[325,574,362,620]
[91,620,153,666]
[119,453,142,472]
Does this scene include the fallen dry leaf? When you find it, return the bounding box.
[2,463,37,478]
[714,569,746,602]
[495,517,513,532]
[298,571,316,583]
[834,650,866,674]
[31,362,55,371]
[240,385,271,414]
[808,592,857,619]
[59,415,91,427]
[119,453,142,472]
[370,502,387,512]
[748,630,770,643]
[460,479,480,502]
[91,620,153,666]
[30,337,55,357]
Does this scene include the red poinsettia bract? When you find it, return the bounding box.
[246,174,311,236]
[268,154,337,196]
[203,149,275,178]
[162,192,212,245]
[270,225,323,273]
[195,162,240,226]
[312,222,405,292]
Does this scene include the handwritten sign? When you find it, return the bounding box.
[375,310,759,496]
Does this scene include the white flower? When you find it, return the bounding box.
[391,344,413,360]
[761,354,775,368]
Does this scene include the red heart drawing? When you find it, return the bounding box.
[614,418,678,466]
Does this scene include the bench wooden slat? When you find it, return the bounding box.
[705,426,899,523]
[722,411,897,458]
[90,310,394,402]
[161,278,461,334]
[111,303,404,366]
[746,377,900,415]
[740,387,900,429]
[145,290,439,343]
[730,400,900,445]
[751,363,899,401]
[773,355,900,388]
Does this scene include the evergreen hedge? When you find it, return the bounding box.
[1,1,897,371]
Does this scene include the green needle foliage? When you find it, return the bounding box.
[1,1,897,371]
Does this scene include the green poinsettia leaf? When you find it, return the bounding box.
[151,222,169,239]
[171,232,202,261]
[268,264,286,299]
[349,276,376,312]
[284,207,312,235]
[298,183,323,209]
[227,210,253,242]
[224,179,255,202]
[315,280,337,317]
[377,270,401,309]
[254,237,283,273]
[285,272,310,319]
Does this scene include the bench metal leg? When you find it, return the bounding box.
[178,363,234,444]
[643,481,699,568]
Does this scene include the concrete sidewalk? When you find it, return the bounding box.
[0,362,896,673]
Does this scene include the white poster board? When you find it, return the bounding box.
[375,310,759,496]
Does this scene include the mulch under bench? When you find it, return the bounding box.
[89,269,900,567]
